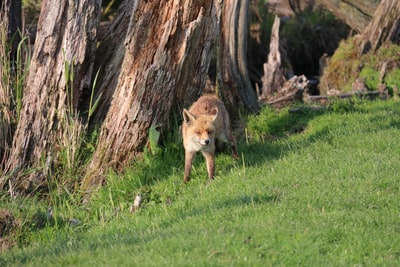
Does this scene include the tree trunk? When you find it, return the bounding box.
[89,0,134,125]
[218,0,259,114]
[356,0,400,55]
[1,0,101,195]
[315,0,379,33]
[82,0,220,191]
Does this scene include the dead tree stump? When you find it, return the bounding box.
[259,15,286,100]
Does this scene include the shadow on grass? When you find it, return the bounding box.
[218,193,281,206]
[238,105,327,168]
[238,98,400,170]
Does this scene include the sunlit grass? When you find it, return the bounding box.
[2,98,400,266]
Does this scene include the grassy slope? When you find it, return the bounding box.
[2,99,400,266]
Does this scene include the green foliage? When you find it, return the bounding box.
[52,54,102,194]
[147,124,162,156]
[358,45,400,94]
[14,36,30,118]
[359,67,379,90]
[385,68,400,93]
[372,44,400,66]
[321,41,400,94]
[2,99,400,266]
[255,1,275,46]
[329,38,359,62]
[22,0,42,25]
[57,55,82,180]
[0,28,31,120]
[0,19,31,161]
[319,38,360,93]
[328,97,361,113]
[87,68,102,122]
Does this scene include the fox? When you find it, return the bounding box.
[182,94,238,183]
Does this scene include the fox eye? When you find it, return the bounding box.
[208,130,214,134]
[194,130,201,135]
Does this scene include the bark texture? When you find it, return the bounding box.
[315,0,379,33]
[83,0,220,190]
[1,0,101,194]
[89,0,134,124]
[356,0,400,55]
[218,0,259,114]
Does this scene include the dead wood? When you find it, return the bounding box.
[259,16,286,100]
[265,75,309,108]
[315,0,379,33]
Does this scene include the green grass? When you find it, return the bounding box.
[359,66,380,90]
[2,98,400,266]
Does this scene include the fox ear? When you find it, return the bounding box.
[183,109,196,123]
[210,108,219,121]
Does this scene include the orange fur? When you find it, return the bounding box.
[182,95,237,183]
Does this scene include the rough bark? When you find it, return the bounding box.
[1,0,101,194]
[218,0,259,114]
[315,0,380,33]
[89,0,134,124]
[356,0,400,55]
[82,0,220,190]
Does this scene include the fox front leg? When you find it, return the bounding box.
[184,151,195,183]
[202,151,215,181]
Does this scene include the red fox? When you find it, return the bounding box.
[182,95,237,183]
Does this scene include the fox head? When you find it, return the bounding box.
[182,108,218,151]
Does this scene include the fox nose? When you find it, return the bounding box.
[204,139,210,145]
